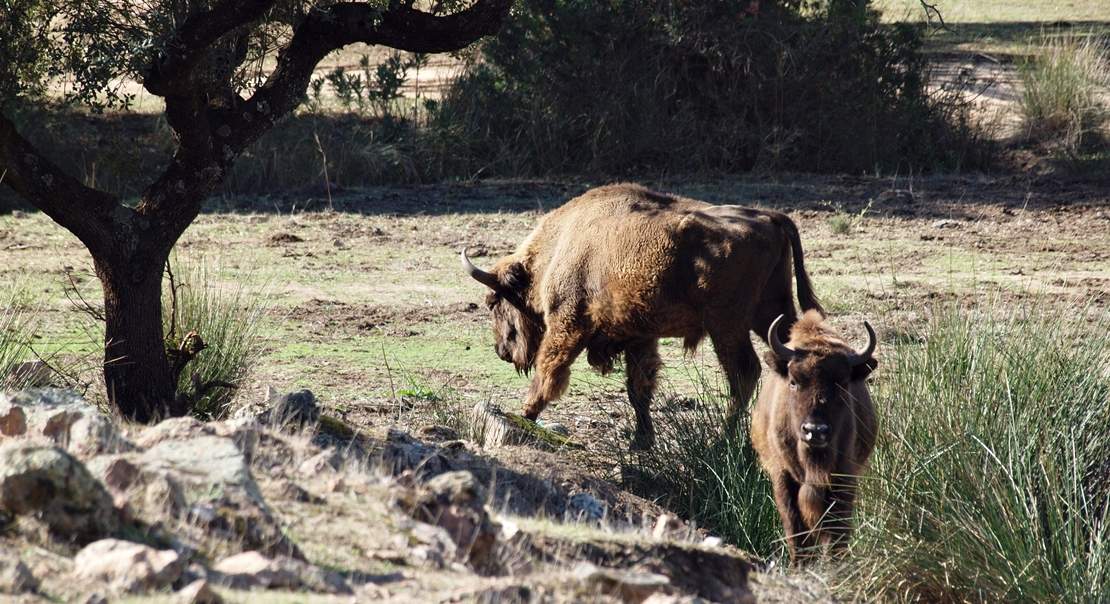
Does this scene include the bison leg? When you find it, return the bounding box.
[625,339,663,448]
[521,324,587,421]
[817,478,859,558]
[709,333,761,431]
[771,471,812,565]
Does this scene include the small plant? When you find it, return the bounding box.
[824,198,874,236]
[1019,32,1110,153]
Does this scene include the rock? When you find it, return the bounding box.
[568,492,607,521]
[73,538,182,594]
[471,401,583,450]
[175,579,224,604]
[257,389,319,428]
[212,417,261,465]
[140,435,267,510]
[0,389,135,458]
[931,218,962,229]
[574,561,671,603]
[0,440,120,542]
[0,399,27,436]
[399,471,498,567]
[135,416,216,448]
[9,359,52,387]
[0,543,39,594]
[381,435,451,480]
[543,422,570,437]
[211,551,350,594]
[418,424,459,442]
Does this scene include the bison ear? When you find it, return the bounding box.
[500,262,530,293]
[851,357,878,381]
[763,351,790,377]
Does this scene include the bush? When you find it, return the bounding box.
[1019,33,1110,154]
[163,258,271,420]
[430,0,991,176]
[839,301,1110,602]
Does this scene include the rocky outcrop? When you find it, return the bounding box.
[0,440,120,543]
[0,389,136,458]
[396,470,500,568]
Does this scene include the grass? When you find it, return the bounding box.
[0,294,40,391]
[611,380,784,561]
[837,298,1110,602]
[162,257,273,420]
[1018,32,1110,154]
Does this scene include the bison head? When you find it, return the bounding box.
[462,249,544,374]
[765,312,877,453]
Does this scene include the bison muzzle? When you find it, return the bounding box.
[751,311,878,565]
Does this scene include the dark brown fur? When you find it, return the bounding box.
[469,183,824,447]
[751,311,878,565]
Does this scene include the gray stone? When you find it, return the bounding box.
[210,551,350,594]
[0,543,39,594]
[0,440,120,542]
[568,492,607,521]
[73,538,182,594]
[257,389,319,428]
[174,579,224,604]
[139,435,267,510]
[0,389,135,458]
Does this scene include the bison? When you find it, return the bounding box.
[461,183,823,447]
[751,311,877,565]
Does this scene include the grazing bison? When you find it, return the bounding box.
[461,183,824,446]
[751,311,877,565]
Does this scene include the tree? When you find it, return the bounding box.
[0,0,512,422]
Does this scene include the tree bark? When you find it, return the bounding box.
[96,254,178,423]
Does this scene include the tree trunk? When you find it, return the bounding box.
[94,253,177,423]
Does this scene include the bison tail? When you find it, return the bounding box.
[774,214,826,318]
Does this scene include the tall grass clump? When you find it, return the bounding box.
[615,392,783,559]
[0,295,40,390]
[163,258,272,420]
[1019,33,1110,155]
[840,301,1110,602]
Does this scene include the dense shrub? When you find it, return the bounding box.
[430,0,991,176]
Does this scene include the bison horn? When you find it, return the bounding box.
[768,314,795,360]
[461,248,501,291]
[847,321,877,367]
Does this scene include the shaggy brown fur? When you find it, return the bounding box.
[751,310,878,565]
[465,183,823,447]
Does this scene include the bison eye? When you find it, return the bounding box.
[789,380,798,391]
